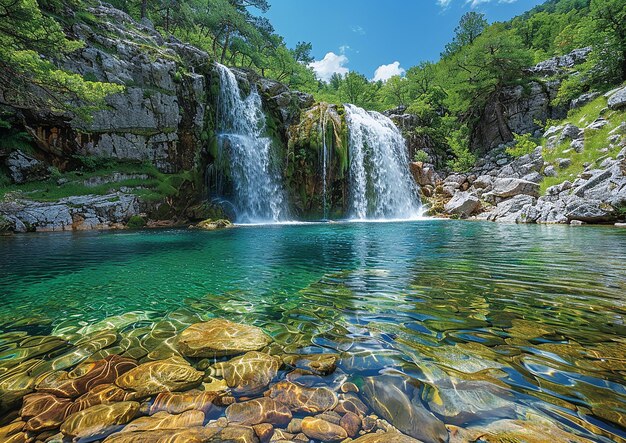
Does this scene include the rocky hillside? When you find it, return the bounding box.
[421,86,626,225]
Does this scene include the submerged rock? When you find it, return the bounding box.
[20,392,76,432]
[36,355,137,398]
[283,353,338,376]
[115,357,203,398]
[212,351,281,395]
[301,416,347,442]
[149,390,218,415]
[121,410,205,433]
[104,426,222,443]
[268,380,338,413]
[362,375,449,443]
[60,401,140,441]
[225,397,292,426]
[351,432,423,443]
[177,319,272,357]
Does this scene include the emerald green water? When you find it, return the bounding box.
[1,220,625,440]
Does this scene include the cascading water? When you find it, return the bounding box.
[345,104,422,220]
[214,63,288,223]
[321,110,329,220]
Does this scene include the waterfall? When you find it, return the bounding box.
[321,110,329,220]
[345,104,422,220]
[214,63,288,223]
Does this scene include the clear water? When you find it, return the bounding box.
[345,104,422,219]
[1,221,625,441]
[215,64,288,223]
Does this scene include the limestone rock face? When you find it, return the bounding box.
[177,319,272,358]
[115,357,203,398]
[487,178,540,199]
[60,401,140,441]
[6,150,49,184]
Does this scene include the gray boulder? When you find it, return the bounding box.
[6,150,49,184]
[570,92,600,109]
[444,191,480,217]
[608,86,626,110]
[488,178,540,199]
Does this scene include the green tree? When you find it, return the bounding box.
[590,0,626,81]
[443,12,488,57]
[339,72,379,109]
[0,0,123,119]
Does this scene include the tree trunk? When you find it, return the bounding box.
[140,0,147,19]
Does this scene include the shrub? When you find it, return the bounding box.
[506,133,538,157]
[413,149,430,163]
[127,215,146,229]
[446,127,476,172]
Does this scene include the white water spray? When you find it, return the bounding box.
[215,64,288,223]
[345,104,422,220]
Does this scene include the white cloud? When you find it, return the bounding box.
[351,25,366,35]
[309,52,349,82]
[372,61,406,82]
[437,0,517,8]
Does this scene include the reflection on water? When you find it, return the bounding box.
[0,220,625,441]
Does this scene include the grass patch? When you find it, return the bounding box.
[0,159,197,202]
[539,94,625,194]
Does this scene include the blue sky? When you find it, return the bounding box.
[264,0,546,81]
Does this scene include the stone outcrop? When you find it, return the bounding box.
[472,48,591,151]
[0,193,143,232]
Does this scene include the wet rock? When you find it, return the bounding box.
[194,219,233,230]
[36,355,137,398]
[340,411,361,437]
[73,383,135,410]
[283,353,338,376]
[213,351,281,395]
[115,357,203,398]
[361,415,377,432]
[335,393,369,416]
[286,418,303,434]
[104,426,222,443]
[6,150,49,184]
[60,401,140,441]
[20,392,75,432]
[467,415,594,443]
[487,178,540,199]
[351,431,423,443]
[340,382,359,393]
[268,380,338,413]
[444,192,480,217]
[208,425,259,443]
[225,397,292,426]
[177,319,272,358]
[0,360,43,413]
[301,416,347,442]
[362,375,448,443]
[226,397,292,426]
[121,410,204,433]
[0,421,25,439]
[149,390,218,415]
[253,423,274,443]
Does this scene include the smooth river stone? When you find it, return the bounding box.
[0,359,43,413]
[225,397,292,426]
[351,432,423,443]
[121,410,205,433]
[267,380,338,413]
[20,392,77,432]
[301,416,347,442]
[0,421,25,440]
[104,426,222,443]
[73,383,136,410]
[115,357,203,398]
[177,319,272,357]
[283,353,339,376]
[149,390,218,415]
[212,351,280,395]
[467,415,595,443]
[60,401,140,440]
[362,375,449,443]
[36,355,137,398]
